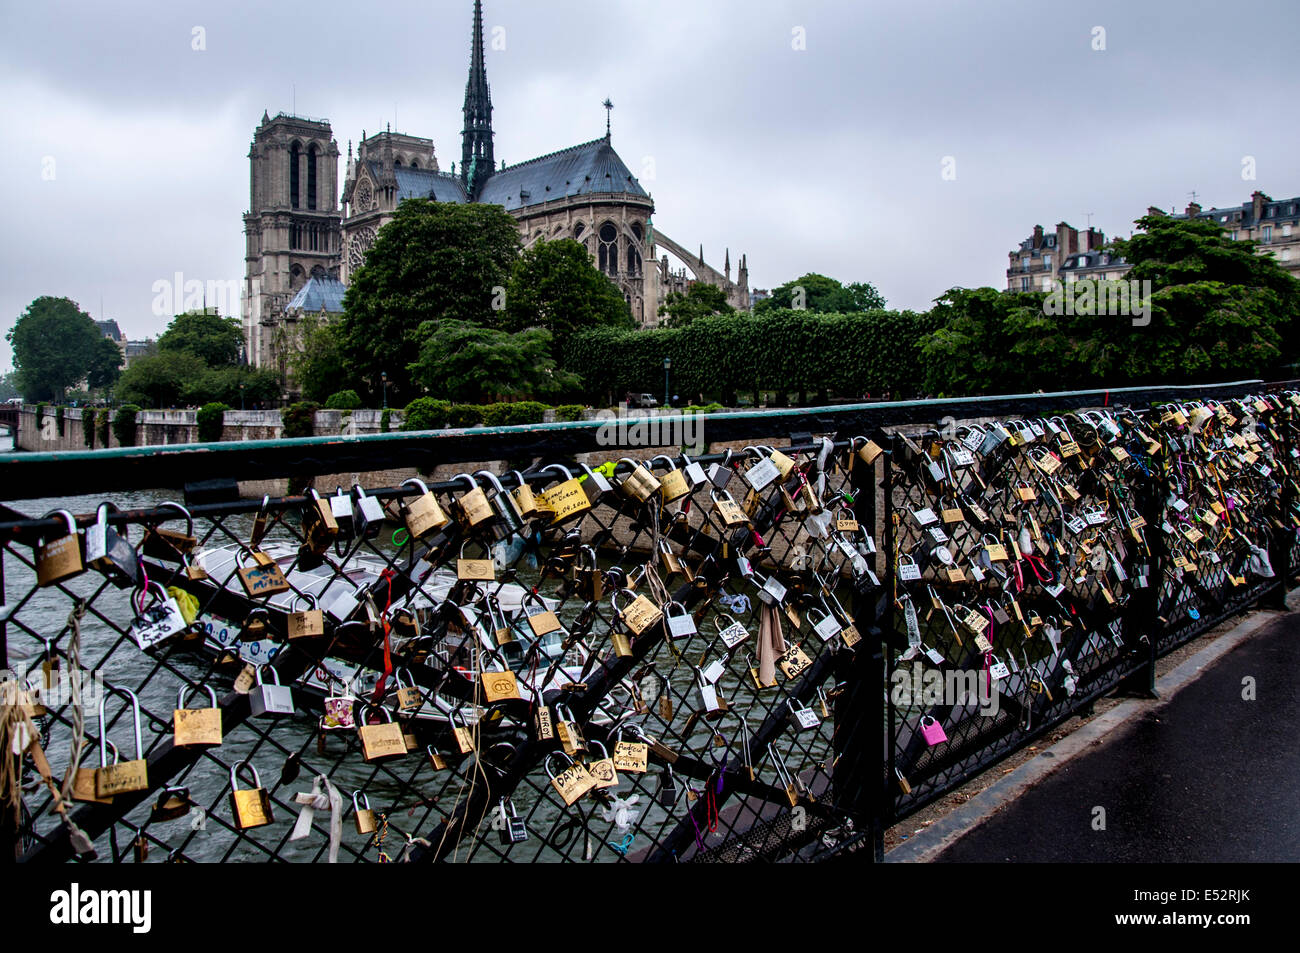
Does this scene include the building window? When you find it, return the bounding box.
[1284,224,1293,238]
[1020,277,1030,291]
[1282,248,1292,262]
[1262,226,1272,243]
[598,222,618,275]
[307,144,318,210]
[290,142,300,209]
[627,243,641,276]
[1022,257,1030,271]
[1043,254,1052,269]
[574,221,585,240]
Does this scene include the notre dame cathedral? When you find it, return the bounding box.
[242,0,750,371]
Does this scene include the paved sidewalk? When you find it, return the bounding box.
[933,611,1300,862]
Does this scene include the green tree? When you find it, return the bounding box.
[158,310,243,366]
[503,238,633,350]
[340,201,522,404]
[1106,213,1300,382]
[754,273,886,314]
[114,350,206,407]
[658,283,734,328]
[6,296,102,400]
[292,313,348,403]
[0,371,20,401]
[919,288,1049,396]
[407,319,579,403]
[181,365,282,407]
[87,336,124,390]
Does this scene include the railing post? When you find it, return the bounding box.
[1266,404,1295,609]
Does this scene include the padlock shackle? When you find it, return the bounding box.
[544,750,576,778]
[230,759,261,791]
[352,790,370,812]
[473,469,507,494]
[401,477,431,496]
[98,685,143,761]
[177,683,218,710]
[41,508,79,536]
[255,664,282,687]
[155,500,194,537]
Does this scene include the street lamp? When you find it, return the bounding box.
[663,357,671,408]
[381,372,388,409]
[239,382,245,411]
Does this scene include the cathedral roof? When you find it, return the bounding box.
[476,137,649,212]
[286,276,347,314]
[364,162,469,203]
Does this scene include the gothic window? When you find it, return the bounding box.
[409,159,419,170]
[290,264,305,291]
[631,222,643,242]
[311,265,327,279]
[627,244,641,276]
[290,142,301,209]
[290,223,300,250]
[307,144,318,210]
[574,221,585,240]
[394,157,403,167]
[598,222,618,275]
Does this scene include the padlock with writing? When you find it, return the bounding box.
[400,477,449,539]
[450,707,476,754]
[653,455,691,502]
[713,613,749,649]
[173,684,223,747]
[617,457,663,503]
[585,739,620,790]
[554,703,587,756]
[357,704,407,763]
[496,796,529,844]
[95,688,149,797]
[287,593,326,640]
[547,751,598,807]
[789,698,820,731]
[128,581,189,651]
[612,726,650,774]
[613,588,663,637]
[301,488,339,556]
[236,547,290,599]
[250,666,295,718]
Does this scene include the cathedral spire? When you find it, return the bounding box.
[461,0,494,197]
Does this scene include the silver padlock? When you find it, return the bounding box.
[85,502,139,588]
[754,573,787,606]
[713,614,749,649]
[496,797,528,844]
[707,460,733,489]
[988,655,1011,681]
[695,668,722,712]
[664,601,697,640]
[323,583,361,622]
[810,607,842,644]
[682,456,707,487]
[789,700,820,731]
[743,455,781,491]
[249,666,295,718]
[330,487,355,540]
[353,484,386,538]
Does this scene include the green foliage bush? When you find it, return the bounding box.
[401,397,451,431]
[380,408,392,433]
[55,405,66,436]
[112,404,140,447]
[197,402,230,443]
[480,401,549,427]
[281,401,319,439]
[324,389,362,410]
[553,404,586,422]
[82,408,95,448]
[96,409,110,447]
[447,404,485,428]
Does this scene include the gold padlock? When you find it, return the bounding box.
[401,478,449,539]
[95,689,149,798]
[35,509,83,587]
[454,477,495,529]
[480,666,521,703]
[617,458,662,502]
[287,594,326,640]
[352,791,377,836]
[450,708,476,754]
[301,488,339,555]
[229,761,273,830]
[173,684,223,747]
[546,752,597,806]
[357,706,407,763]
[585,741,620,789]
[537,467,591,524]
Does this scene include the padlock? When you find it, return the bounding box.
[578,463,615,506]
[236,547,290,599]
[898,553,922,582]
[301,488,339,556]
[457,539,497,581]
[754,572,787,606]
[713,613,749,649]
[329,486,356,540]
[400,477,449,539]
[612,727,650,774]
[73,741,115,805]
[809,606,843,644]
[663,600,698,641]
[127,581,189,651]
[616,457,663,502]
[250,666,295,718]
[85,502,139,588]
[695,666,725,713]
[238,606,271,642]
[585,740,620,790]
[656,763,678,807]
[357,704,407,762]
[496,796,529,844]
[287,593,326,640]
[173,684,223,747]
[477,469,526,540]
[571,545,605,602]
[653,455,691,502]
[95,689,149,797]
[710,488,749,527]
[394,668,424,712]
[229,761,273,830]
[537,464,591,524]
[141,500,199,563]
[320,684,357,731]
[479,656,521,703]
[743,452,782,492]
[509,469,541,519]
[426,744,448,771]
[789,699,820,731]
[352,791,377,836]
[450,708,476,754]
[553,704,587,756]
[524,591,564,638]
[546,751,598,807]
[35,509,84,587]
[533,703,555,742]
[613,589,663,637]
[919,715,948,746]
[351,484,386,538]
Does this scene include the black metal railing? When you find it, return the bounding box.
[1,379,1296,863]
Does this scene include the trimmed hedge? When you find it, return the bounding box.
[281,401,319,439]
[447,403,484,428]
[481,401,548,427]
[380,408,392,433]
[197,402,230,443]
[554,404,586,422]
[325,389,362,410]
[402,397,451,431]
[112,404,140,447]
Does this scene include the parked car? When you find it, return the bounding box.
[625,393,659,409]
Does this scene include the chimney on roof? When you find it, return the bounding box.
[1032,224,1043,246]
[1146,206,1166,217]
[1185,201,1201,218]
[1251,190,1267,222]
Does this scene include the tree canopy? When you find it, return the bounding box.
[502,238,633,349]
[339,200,522,405]
[157,310,243,366]
[407,319,579,403]
[658,282,734,327]
[6,296,106,400]
[754,273,886,314]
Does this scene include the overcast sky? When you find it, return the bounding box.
[3,0,1298,370]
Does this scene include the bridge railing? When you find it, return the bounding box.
[0,378,1295,863]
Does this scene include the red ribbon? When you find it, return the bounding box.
[369,569,397,705]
